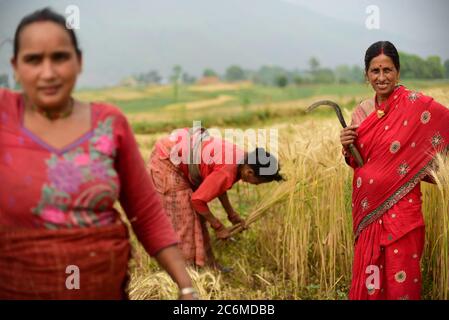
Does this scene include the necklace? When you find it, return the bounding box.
[31,97,75,121]
[376,109,385,118]
[375,85,401,119]
[375,96,390,119]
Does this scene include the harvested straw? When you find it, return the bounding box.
[228,177,300,236]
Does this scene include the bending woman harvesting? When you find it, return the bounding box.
[148,127,283,269]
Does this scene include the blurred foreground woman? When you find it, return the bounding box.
[0,8,196,299]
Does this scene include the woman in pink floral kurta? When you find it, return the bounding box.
[0,8,195,299]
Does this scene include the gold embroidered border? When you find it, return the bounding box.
[355,145,449,239]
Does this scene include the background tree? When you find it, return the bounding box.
[225,65,246,82]
[335,65,351,84]
[255,65,288,86]
[0,74,9,88]
[309,57,320,74]
[170,65,183,101]
[293,75,303,86]
[313,68,335,84]
[400,52,445,79]
[182,72,196,84]
[203,68,218,77]
[275,75,288,88]
[425,56,445,79]
[135,70,162,85]
[445,59,449,79]
[350,65,365,83]
[335,65,364,83]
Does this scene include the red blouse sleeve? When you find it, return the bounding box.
[191,166,236,213]
[113,111,178,256]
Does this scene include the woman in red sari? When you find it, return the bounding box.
[148,127,283,269]
[0,8,196,299]
[341,41,449,300]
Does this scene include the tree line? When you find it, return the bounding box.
[1,52,449,89]
[120,52,449,88]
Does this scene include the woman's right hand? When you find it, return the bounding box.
[215,226,231,240]
[340,125,359,149]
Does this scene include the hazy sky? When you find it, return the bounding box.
[1,0,448,88]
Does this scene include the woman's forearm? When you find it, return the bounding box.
[218,192,234,215]
[154,245,193,290]
[197,210,224,229]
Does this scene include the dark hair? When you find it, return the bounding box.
[13,7,82,59]
[243,147,284,182]
[364,41,400,72]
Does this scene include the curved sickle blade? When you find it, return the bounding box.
[306,100,348,128]
[306,100,364,167]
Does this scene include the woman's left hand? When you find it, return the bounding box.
[215,226,232,240]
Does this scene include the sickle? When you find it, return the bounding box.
[306,100,364,167]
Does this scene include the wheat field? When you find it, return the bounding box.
[129,124,449,299]
[112,84,449,300]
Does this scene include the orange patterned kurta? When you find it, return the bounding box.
[147,129,245,267]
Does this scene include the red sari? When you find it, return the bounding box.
[347,85,449,300]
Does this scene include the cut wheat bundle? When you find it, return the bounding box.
[227,178,300,236]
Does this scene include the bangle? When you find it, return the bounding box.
[179,287,199,299]
[211,220,224,230]
[227,211,238,219]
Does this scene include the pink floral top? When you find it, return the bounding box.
[0,89,177,256]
